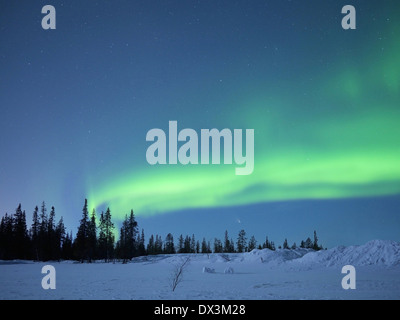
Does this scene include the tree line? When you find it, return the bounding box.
[0,199,323,262]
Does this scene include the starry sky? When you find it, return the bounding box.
[1,0,399,248]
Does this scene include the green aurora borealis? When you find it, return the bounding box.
[88,29,400,218]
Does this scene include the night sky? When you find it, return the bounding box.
[1,0,399,248]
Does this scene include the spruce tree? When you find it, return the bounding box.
[155,235,163,254]
[229,238,235,252]
[38,201,48,260]
[117,219,128,262]
[105,208,115,261]
[31,206,40,260]
[304,237,313,249]
[127,210,138,258]
[223,230,230,253]
[118,210,138,260]
[47,206,56,260]
[190,234,196,253]
[213,238,223,253]
[206,241,212,254]
[196,240,200,254]
[55,217,66,261]
[178,234,184,253]
[201,238,208,254]
[14,204,29,259]
[75,199,90,262]
[313,230,322,250]
[248,236,257,251]
[165,233,175,254]
[237,229,247,253]
[138,229,146,256]
[98,207,115,262]
[0,213,13,259]
[87,209,97,262]
[147,234,155,255]
[263,236,270,249]
[0,216,4,259]
[62,231,73,260]
[283,238,289,250]
[184,235,191,253]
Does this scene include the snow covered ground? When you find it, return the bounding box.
[1,240,399,300]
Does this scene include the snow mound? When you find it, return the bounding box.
[203,267,215,273]
[243,248,312,265]
[297,240,400,268]
[224,267,234,274]
[136,240,400,270]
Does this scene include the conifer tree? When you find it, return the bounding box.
[55,217,66,261]
[31,206,40,260]
[164,233,175,254]
[190,234,196,253]
[87,209,97,262]
[206,241,212,254]
[283,238,289,250]
[47,206,56,260]
[74,199,90,262]
[248,235,257,251]
[0,216,4,259]
[117,218,128,262]
[62,231,73,260]
[155,235,163,254]
[223,230,231,253]
[313,230,322,250]
[237,229,247,253]
[213,238,223,253]
[184,235,191,253]
[0,213,13,259]
[178,234,184,253]
[229,238,235,252]
[137,229,146,256]
[38,201,48,260]
[201,237,208,254]
[196,240,200,254]
[14,204,29,259]
[98,207,115,262]
[127,210,138,258]
[263,236,270,249]
[304,237,313,249]
[147,234,155,255]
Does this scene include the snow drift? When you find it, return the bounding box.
[242,240,400,268]
[243,247,312,266]
[296,240,400,268]
[1,240,399,300]
[159,240,400,269]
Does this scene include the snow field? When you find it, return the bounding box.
[0,240,399,300]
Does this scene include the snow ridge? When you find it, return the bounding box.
[296,240,400,268]
[158,240,400,268]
